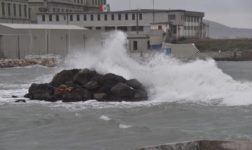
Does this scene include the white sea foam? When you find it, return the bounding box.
[119,124,132,129]
[99,115,111,121]
[1,31,252,108]
[63,31,252,106]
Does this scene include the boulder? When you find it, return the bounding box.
[25,69,148,102]
[15,99,26,103]
[50,69,80,87]
[25,83,56,102]
[111,82,134,100]
[73,69,98,86]
[93,93,107,101]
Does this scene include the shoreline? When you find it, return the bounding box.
[0,58,58,68]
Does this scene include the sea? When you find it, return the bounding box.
[1,32,252,150]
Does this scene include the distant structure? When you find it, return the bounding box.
[37,9,207,39]
[0,0,106,23]
[0,0,30,23]
[29,0,106,23]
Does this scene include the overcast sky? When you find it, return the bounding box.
[107,0,252,29]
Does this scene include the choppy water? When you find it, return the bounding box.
[1,32,252,150]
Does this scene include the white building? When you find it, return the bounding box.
[0,0,30,23]
[29,0,106,23]
[0,23,102,59]
[37,9,206,39]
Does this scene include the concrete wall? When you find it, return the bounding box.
[0,27,102,59]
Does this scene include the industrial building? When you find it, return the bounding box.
[29,0,106,23]
[0,0,106,23]
[37,9,207,39]
[0,0,30,23]
[0,23,102,59]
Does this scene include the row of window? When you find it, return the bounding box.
[184,26,201,30]
[184,16,201,22]
[1,2,30,18]
[85,26,144,32]
[43,13,143,22]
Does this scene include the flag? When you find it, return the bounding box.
[99,4,110,12]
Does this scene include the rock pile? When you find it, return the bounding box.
[0,58,57,68]
[25,69,148,102]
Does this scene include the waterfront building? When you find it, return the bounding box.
[0,0,106,23]
[29,0,106,23]
[37,9,207,39]
[0,0,30,23]
[0,23,102,59]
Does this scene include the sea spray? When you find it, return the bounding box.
[63,31,252,106]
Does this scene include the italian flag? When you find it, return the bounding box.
[99,4,110,12]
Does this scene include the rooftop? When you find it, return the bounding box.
[0,23,87,30]
[37,9,204,16]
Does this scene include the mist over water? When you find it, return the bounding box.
[1,31,252,107]
[63,31,252,106]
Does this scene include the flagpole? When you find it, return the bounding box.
[129,0,131,10]
[152,0,155,23]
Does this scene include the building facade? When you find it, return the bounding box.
[29,0,106,23]
[0,0,30,23]
[0,0,106,23]
[0,23,102,59]
[37,9,206,39]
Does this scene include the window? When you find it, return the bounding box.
[83,14,87,21]
[19,4,21,16]
[42,15,45,21]
[70,14,73,21]
[131,26,136,31]
[139,13,142,20]
[133,41,138,51]
[97,14,100,21]
[28,8,31,18]
[118,14,121,20]
[77,14,80,21]
[7,3,10,16]
[168,14,176,20]
[172,25,177,34]
[111,14,114,20]
[147,41,150,49]
[125,14,128,20]
[132,14,135,20]
[104,14,107,20]
[56,15,59,21]
[13,4,16,16]
[90,14,94,21]
[24,5,27,17]
[96,27,101,30]
[49,15,52,21]
[1,2,5,16]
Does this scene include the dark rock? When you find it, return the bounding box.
[50,69,80,87]
[27,83,55,101]
[134,89,148,101]
[93,93,107,101]
[137,140,252,150]
[15,99,26,103]
[73,69,98,86]
[12,95,18,98]
[25,68,148,102]
[127,79,144,89]
[84,81,99,90]
[111,82,134,100]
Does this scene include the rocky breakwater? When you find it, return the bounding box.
[25,69,148,102]
[0,58,57,68]
[137,140,252,150]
